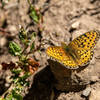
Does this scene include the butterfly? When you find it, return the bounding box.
[46,30,100,69]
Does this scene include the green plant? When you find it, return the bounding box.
[0,27,39,100]
[0,0,44,99]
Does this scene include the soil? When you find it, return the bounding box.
[0,0,100,100]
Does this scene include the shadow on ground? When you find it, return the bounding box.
[24,66,55,100]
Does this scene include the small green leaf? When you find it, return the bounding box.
[9,42,22,56]
[33,32,36,37]
[18,27,30,46]
[5,93,13,100]
[19,28,27,41]
[30,32,36,41]
[12,69,22,75]
[17,72,30,83]
[30,42,35,51]
[29,5,39,23]
[31,32,36,40]
[12,90,23,100]
[21,72,30,80]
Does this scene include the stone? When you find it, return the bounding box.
[0,37,7,47]
[71,21,80,29]
[82,87,91,97]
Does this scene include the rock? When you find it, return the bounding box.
[71,21,80,29]
[8,25,17,33]
[82,87,91,97]
[5,83,10,87]
[0,64,2,70]
[57,92,82,100]
[48,57,100,92]
[6,76,12,83]
[0,37,7,47]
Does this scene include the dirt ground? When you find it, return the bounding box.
[0,0,100,100]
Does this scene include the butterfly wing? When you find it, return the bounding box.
[77,49,94,66]
[68,30,100,50]
[46,46,78,68]
[67,30,100,67]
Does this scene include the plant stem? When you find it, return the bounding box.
[27,0,31,6]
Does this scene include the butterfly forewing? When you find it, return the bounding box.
[46,46,78,68]
[68,30,100,50]
[67,30,100,67]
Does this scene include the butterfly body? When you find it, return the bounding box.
[46,30,100,69]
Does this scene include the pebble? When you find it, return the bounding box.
[0,37,7,47]
[5,83,10,87]
[82,87,91,97]
[71,21,80,29]
[0,64,2,70]
[8,25,17,32]
[6,76,12,83]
